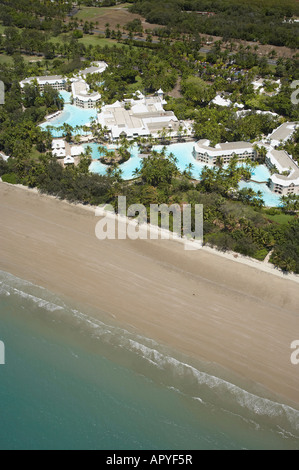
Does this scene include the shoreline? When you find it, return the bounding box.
[1,181,299,407]
[8,182,299,283]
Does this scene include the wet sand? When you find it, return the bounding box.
[1,182,299,405]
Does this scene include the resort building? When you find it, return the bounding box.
[192,140,256,165]
[70,145,84,157]
[64,156,75,165]
[193,121,299,195]
[20,61,107,109]
[20,75,67,91]
[78,61,108,79]
[97,90,192,141]
[265,122,298,147]
[211,94,244,108]
[52,139,66,158]
[51,139,84,159]
[251,78,281,96]
[0,151,10,161]
[266,148,299,195]
[71,80,101,109]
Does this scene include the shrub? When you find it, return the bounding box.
[1,173,17,184]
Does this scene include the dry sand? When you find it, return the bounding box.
[1,182,299,406]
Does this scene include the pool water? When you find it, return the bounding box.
[88,142,282,207]
[238,181,282,207]
[250,165,271,183]
[59,90,72,104]
[88,143,142,180]
[40,89,96,136]
[41,92,282,207]
[40,104,97,138]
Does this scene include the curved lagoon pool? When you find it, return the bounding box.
[40,104,97,137]
[88,142,282,207]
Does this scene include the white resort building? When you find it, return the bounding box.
[261,122,299,195]
[51,139,66,158]
[192,121,299,195]
[51,139,84,162]
[20,61,107,109]
[266,148,299,196]
[193,140,256,165]
[97,90,192,141]
[71,80,101,109]
[0,151,10,161]
[265,122,298,147]
[78,61,108,79]
[20,75,67,91]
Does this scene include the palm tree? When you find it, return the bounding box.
[184,163,194,178]
[215,156,224,168]
[132,167,140,178]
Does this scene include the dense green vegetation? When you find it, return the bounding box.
[0,0,298,273]
[129,0,299,48]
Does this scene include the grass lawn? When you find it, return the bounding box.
[264,212,295,224]
[30,146,43,161]
[78,35,127,48]
[50,33,130,49]
[126,76,143,93]
[0,54,13,65]
[0,53,43,65]
[71,3,161,32]
[74,3,131,21]
[73,7,112,21]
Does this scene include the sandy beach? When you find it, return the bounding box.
[1,182,299,406]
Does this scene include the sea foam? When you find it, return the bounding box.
[1,269,299,438]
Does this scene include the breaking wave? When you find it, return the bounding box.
[1,269,299,439]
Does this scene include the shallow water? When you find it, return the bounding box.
[0,270,298,450]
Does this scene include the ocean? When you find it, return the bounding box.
[0,269,298,450]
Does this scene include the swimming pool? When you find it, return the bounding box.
[238,181,282,207]
[59,90,72,103]
[88,141,282,206]
[250,165,272,183]
[40,104,97,137]
[87,143,142,179]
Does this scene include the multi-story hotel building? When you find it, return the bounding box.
[20,75,67,91]
[192,140,256,165]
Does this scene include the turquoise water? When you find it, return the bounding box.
[41,93,282,207]
[251,165,271,182]
[88,142,281,207]
[59,90,72,104]
[88,143,142,179]
[40,104,97,137]
[0,270,299,450]
[42,92,281,206]
[239,180,282,207]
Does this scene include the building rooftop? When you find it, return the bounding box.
[80,61,108,77]
[194,139,254,157]
[20,76,65,88]
[72,80,101,101]
[268,122,298,143]
[97,93,185,139]
[268,149,299,186]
